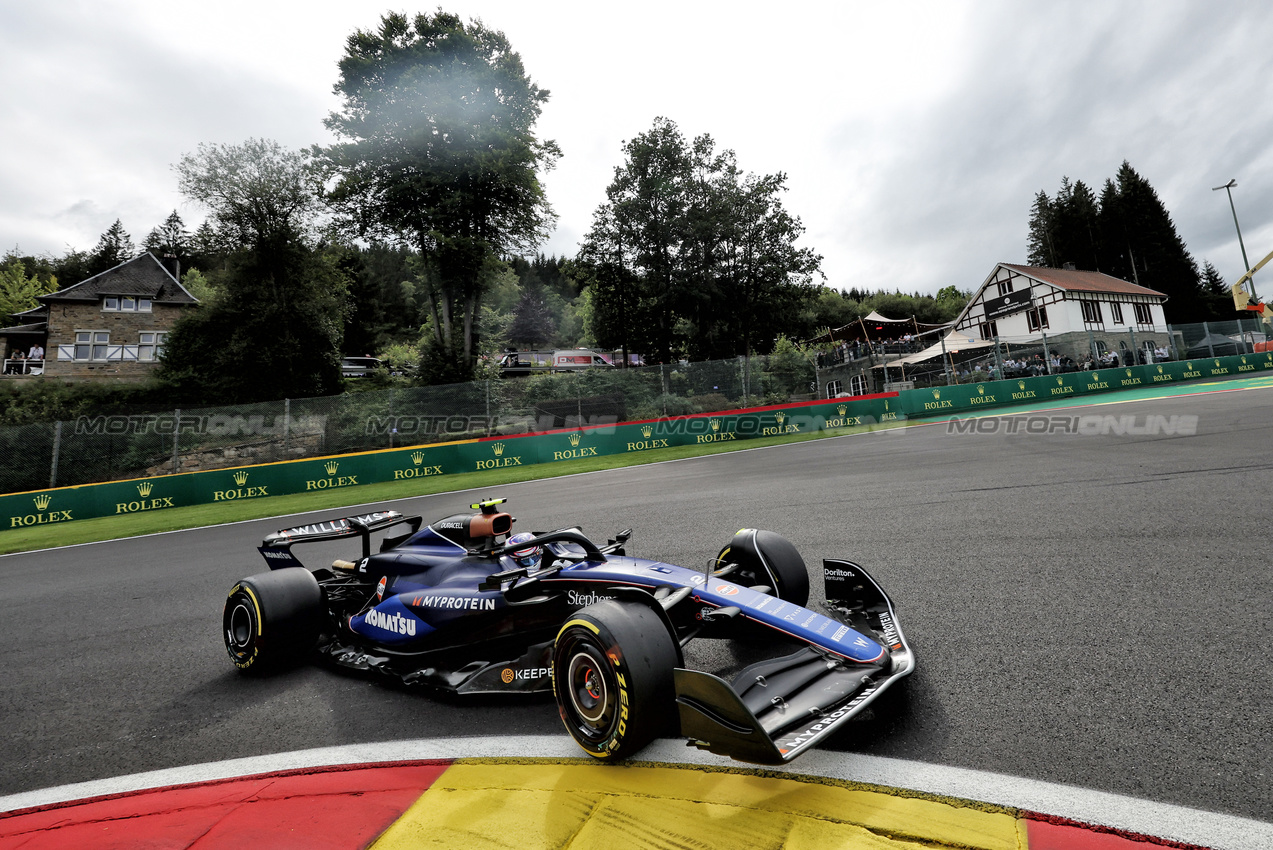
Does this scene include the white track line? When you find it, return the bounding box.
[2,737,1269,850]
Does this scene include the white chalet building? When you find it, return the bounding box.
[954,263,1168,340]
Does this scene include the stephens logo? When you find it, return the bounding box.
[567,589,615,607]
[715,584,740,596]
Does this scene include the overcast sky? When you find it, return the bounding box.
[3,1,1271,296]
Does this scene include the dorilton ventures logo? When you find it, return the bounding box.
[554,432,598,461]
[396,450,444,480]
[306,460,358,491]
[116,479,174,514]
[214,470,269,502]
[11,493,74,528]
[477,441,522,470]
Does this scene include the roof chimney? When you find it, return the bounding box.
[161,254,181,281]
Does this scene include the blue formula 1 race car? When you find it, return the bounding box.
[222,498,914,764]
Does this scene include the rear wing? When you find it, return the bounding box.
[258,510,421,569]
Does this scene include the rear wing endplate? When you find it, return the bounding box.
[258,510,421,569]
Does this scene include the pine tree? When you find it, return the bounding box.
[88,219,135,275]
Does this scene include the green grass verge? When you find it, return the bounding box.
[0,420,908,556]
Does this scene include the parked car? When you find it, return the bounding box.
[342,357,385,378]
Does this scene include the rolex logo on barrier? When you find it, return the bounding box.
[628,422,669,453]
[837,404,847,416]
[1012,379,1036,401]
[1239,355,1255,373]
[1018,381,1026,391]
[117,479,173,514]
[1120,367,1142,387]
[555,432,597,461]
[307,459,357,491]
[477,441,521,470]
[1152,362,1171,382]
[1051,374,1072,395]
[1210,357,1230,376]
[396,449,443,480]
[933,389,941,399]
[763,410,799,436]
[825,402,862,429]
[925,387,952,410]
[12,493,74,528]
[1183,360,1201,379]
[216,469,269,501]
[971,384,995,405]
[976,385,985,395]
[698,417,735,444]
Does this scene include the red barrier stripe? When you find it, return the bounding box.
[1026,814,1213,850]
[0,760,452,850]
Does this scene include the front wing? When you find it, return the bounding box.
[674,559,914,764]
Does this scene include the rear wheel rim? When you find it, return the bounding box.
[560,639,616,742]
[225,598,256,659]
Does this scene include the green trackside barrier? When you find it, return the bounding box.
[5,354,1271,533]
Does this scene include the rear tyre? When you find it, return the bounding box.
[552,601,679,760]
[223,568,323,673]
[714,529,810,607]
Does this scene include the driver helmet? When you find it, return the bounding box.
[507,532,542,569]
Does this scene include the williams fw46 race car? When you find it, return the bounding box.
[222,498,915,764]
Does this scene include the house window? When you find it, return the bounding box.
[1080,300,1103,325]
[1027,306,1049,331]
[103,296,152,312]
[979,320,998,340]
[1109,302,1124,324]
[826,380,843,397]
[74,331,110,360]
[138,331,167,361]
[996,280,1014,296]
[1133,303,1152,325]
[850,374,869,396]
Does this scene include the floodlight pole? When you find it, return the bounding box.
[1213,179,1258,302]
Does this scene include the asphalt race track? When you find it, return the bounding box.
[2,386,1270,825]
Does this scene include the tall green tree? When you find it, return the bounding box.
[319,10,559,380]
[88,219,135,275]
[579,117,821,362]
[143,210,193,264]
[1027,162,1209,322]
[0,260,57,320]
[160,139,347,401]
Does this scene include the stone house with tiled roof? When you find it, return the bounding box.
[0,253,198,379]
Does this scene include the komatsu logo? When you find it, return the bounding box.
[364,608,417,636]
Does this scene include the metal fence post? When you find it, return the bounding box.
[283,398,291,453]
[992,336,1004,378]
[1204,322,1214,357]
[1041,333,1052,374]
[171,408,181,474]
[50,421,62,487]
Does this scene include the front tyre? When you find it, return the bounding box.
[552,601,679,760]
[223,568,322,672]
[715,529,810,607]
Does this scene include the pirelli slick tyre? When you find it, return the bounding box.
[223,568,322,673]
[552,601,679,760]
[715,529,810,607]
